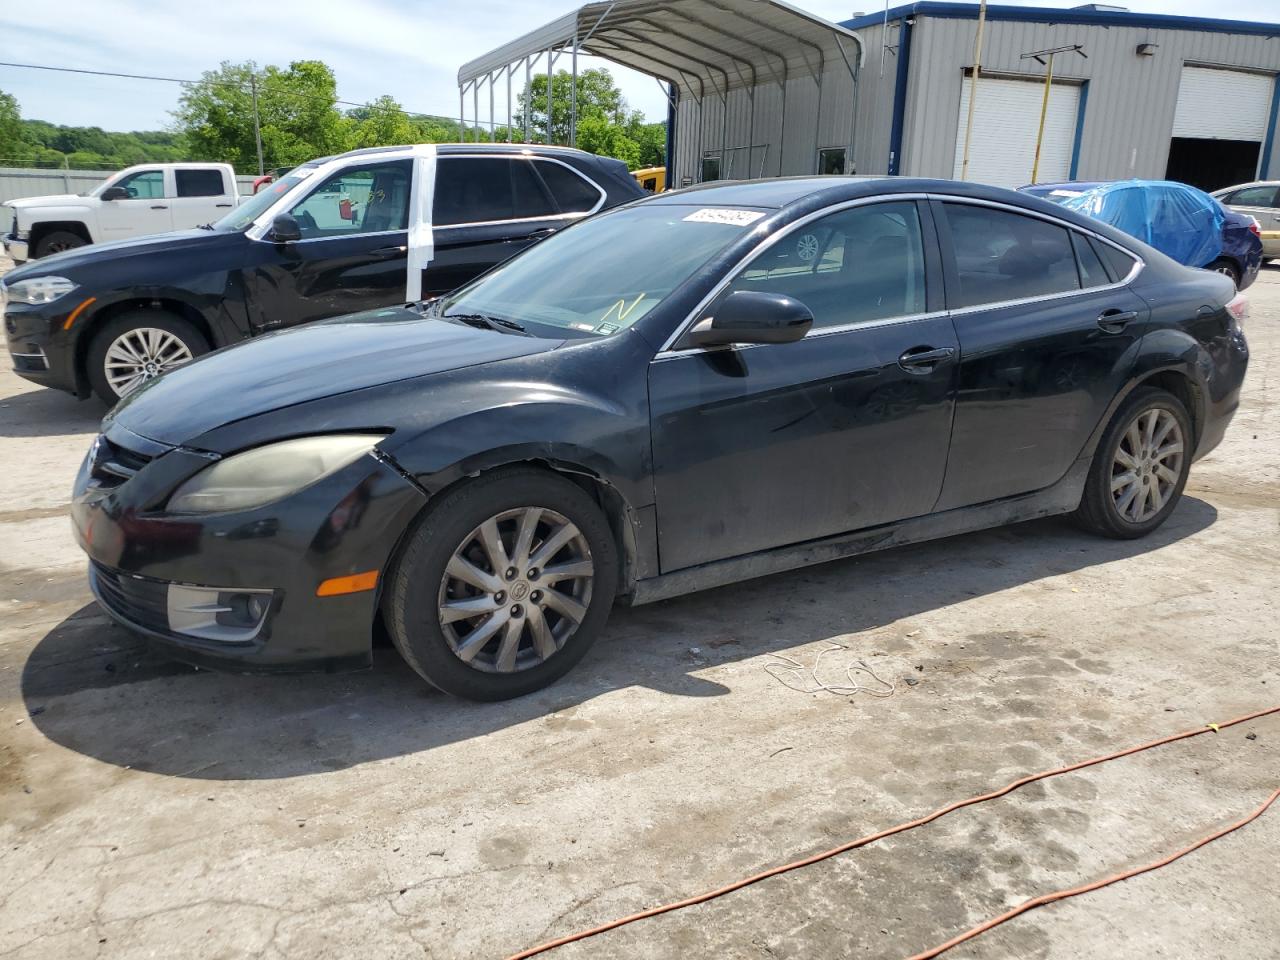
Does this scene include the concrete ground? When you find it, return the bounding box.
[0,253,1277,960]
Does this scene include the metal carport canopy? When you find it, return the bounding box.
[457,0,865,103]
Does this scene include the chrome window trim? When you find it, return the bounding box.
[248,228,408,247]
[431,154,606,229]
[654,191,1147,358]
[655,193,930,355]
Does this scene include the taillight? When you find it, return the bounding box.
[1248,216,1261,237]
[1226,292,1249,328]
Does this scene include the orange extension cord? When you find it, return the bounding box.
[506,705,1280,960]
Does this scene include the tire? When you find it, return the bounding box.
[1207,258,1240,288]
[1073,386,1193,540]
[34,230,88,258]
[386,467,618,701]
[86,310,211,405]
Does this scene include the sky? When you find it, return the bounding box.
[0,0,1277,137]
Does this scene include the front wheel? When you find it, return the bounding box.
[386,468,618,701]
[86,311,210,404]
[34,230,87,258]
[1073,386,1192,539]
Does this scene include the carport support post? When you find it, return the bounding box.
[473,82,480,143]
[547,50,554,144]
[489,71,495,142]
[524,58,532,143]
[459,84,466,141]
[250,74,264,177]
[571,34,579,148]
[1030,51,1055,185]
[506,65,513,142]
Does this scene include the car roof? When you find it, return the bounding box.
[1213,180,1280,193]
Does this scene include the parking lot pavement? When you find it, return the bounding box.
[1,259,1277,960]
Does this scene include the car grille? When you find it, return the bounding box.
[91,561,170,634]
[89,435,156,488]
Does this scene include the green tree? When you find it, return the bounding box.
[0,90,35,163]
[173,60,349,173]
[516,68,665,170]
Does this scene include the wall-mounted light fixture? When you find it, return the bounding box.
[1136,42,1159,57]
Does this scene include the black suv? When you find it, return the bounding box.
[2,143,644,402]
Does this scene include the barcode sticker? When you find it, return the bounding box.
[683,208,766,226]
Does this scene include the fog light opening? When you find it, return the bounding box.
[167,583,273,643]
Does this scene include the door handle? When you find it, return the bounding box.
[151,204,168,210]
[371,245,408,258]
[1097,309,1138,333]
[214,203,233,208]
[524,227,557,240]
[898,346,955,373]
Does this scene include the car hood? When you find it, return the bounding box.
[3,229,237,282]
[6,194,87,210]
[107,307,564,446]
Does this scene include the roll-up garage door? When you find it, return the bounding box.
[1172,66,1273,141]
[952,75,1080,189]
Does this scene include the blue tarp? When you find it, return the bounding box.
[1055,180,1224,268]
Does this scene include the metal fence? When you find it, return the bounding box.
[0,167,262,230]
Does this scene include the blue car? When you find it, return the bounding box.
[1021,180,1262,290]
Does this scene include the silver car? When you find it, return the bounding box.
[1212,181,1280,259]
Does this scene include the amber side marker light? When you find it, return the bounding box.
[316,570,379,597]
[63,296,97,330]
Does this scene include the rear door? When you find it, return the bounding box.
[649,198,959,572]
[1220,184,1280,256]
[931,198,1149,511]
[242,158,412,330]
[170,167,236,230]
[423,156,578,297]
[97,169,172,239]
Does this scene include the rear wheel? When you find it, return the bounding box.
[1073,386,1192,539]
[34,230,87,258]
[86,310,210,405]
[386,467,618,701]
[1207,258,1240,288]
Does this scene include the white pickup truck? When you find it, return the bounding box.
[3,162,241,263]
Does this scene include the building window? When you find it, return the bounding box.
[818,148,846,175]
[701,155,722,182]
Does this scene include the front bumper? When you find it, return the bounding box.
[3,234,29,263]
[72,424,428,672]
[4,295,84,393]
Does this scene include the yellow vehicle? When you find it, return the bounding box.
[632,166,666,193]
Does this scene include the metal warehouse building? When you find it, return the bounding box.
[459,0,1280,192]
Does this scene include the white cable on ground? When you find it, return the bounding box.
[764,641,909,699]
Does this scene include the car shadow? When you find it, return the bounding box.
[21,497,1218,780]
[0,384,104,439]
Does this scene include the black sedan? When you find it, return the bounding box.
[72,177,1249,700]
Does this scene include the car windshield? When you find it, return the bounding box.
[212,166,319,231]
[436,204,765,338]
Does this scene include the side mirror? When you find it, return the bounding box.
[270,213,302,243]
[101,186,128,201]
[682,290,813,349]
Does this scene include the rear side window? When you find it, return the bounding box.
[536,161,603,214]
[176,169,226,197]
[434,157,559,226]
[942,203,1079,308]
[1093,239,1138,283]
[1071,232,1110,289]
[1223,185,1278,207]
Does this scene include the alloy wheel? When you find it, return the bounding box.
[104,327,195,398]
[437,507,595,674]
[46,238,80,254]
[1110,408,1185,523]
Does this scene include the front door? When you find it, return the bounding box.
[649,199,959,572]
[243,158,412,330]
[423,155,570,297]
[97,169,172,240]
[931,199,1150,510]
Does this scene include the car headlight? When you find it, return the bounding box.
[167,435,384,515]
[5,276,78,305]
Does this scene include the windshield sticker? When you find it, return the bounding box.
[683,208,765,226]
[597,293,646,328]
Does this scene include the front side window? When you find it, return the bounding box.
[176,169,226,197]
[728,201,927,329]
[114,170,165,200]
[942,203,1080,308]
[436,204,755,338]
[288,160,411,238]
[536,160,602,213]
